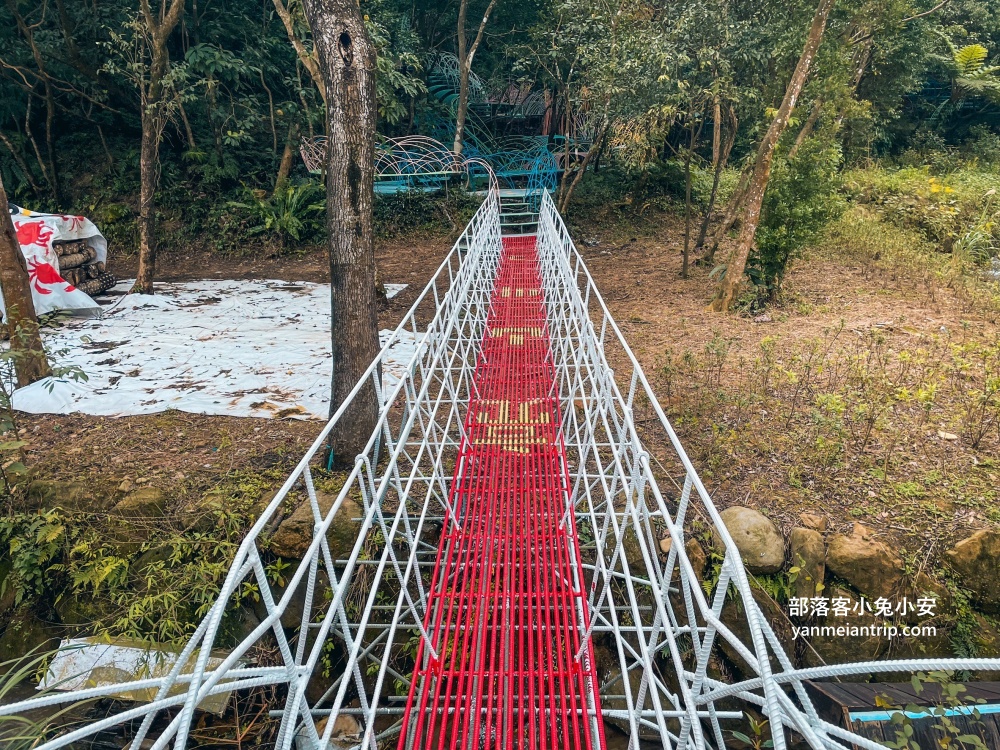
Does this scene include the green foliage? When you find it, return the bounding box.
[946,338,1000,449]
[882,671,989,750]
[729,716,774,750]
[0,510,70,606]
[229,180,325,248]
[372,189,481,238]
[954,189,1000,264]
[0,467,295,645]
[0,650,89,748]
[937,36,1000,105]
[955,44,990,77]
[744,139,845,305]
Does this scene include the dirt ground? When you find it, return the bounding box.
[574,210,1000,552]
[21,230,462,504]
[19,210,1000,551]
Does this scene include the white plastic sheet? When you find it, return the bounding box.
[41,636,237,714]
[12,279,412,419]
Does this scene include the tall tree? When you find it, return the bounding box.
[712,0,837,312]
[453,0,498,156]
[302,0,381,460]
[271,0,326,103]
[133,0,186,294]
[0,174,50,386]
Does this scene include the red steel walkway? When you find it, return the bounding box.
[398,235,605,750]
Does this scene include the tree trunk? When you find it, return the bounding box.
[453,59,470,155]
[134,105,159,294]
[25,95,57,202]
[0,173,50,386]
[558,118,607,214]
[272,0,326,103]
[788,34,873,159]
[712,0,837,312]
[0,131,42,197]
[452,0,498,156]
[700,158,750,264]
[695,105,736,258]
[788,97,823,159]
[176,95,198,150]
[682,114,702,279]
[43,82,62,206]
[711,95,722,169]
[302,0,381,462]
[133,0,185,294]
[274,123,300,193]
[7,0,61,205]
[592,127,608,173]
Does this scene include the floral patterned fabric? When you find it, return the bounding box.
[3,204,108,318]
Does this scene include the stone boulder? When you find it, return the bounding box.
[789,527,825,600]
[108,488,170,555]
[799,513,827,532]
[55,593,111,630]
[714,507,785,574]
[945,529,1000,613]
[128,545,175,591]
[684,538,708,580]
[178,489,229,533]
[315,714,363,748]
[0,609,61,670]
[26,480,113,512]
[717,589,792,679]
[803,586,888,671]
[826,524,905,600]
[906,572,952,622]
[113,488,166,519]
[259,559,332,630]
[659,536,707,579]
[269,494,363,561]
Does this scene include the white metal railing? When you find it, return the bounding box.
[1,189,997,750]
[534,189,1000,749]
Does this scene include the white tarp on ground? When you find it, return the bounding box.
[12,279,412,419]
[41,637,238,714]
[3,205,108,318]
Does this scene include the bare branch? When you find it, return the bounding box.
[902,0,950,24]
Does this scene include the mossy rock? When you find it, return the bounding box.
[789,527,825,600]
[0,608,61,670]
[945,529,1000,614]
[128,545,175,590]
[26,480,114,512]
[54,593,114,630]
[267,494,363,561]
[113,488,167,519]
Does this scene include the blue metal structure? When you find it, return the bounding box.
[299,53,570,204]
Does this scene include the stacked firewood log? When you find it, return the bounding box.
[52,240,117,296]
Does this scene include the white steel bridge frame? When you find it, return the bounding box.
[3,190,999,750]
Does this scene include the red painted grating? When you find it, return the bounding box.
[397,235,605,750]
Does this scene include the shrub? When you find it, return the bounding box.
[841,165,1000,253]
[228,179,326,251]
[744,139,845,305]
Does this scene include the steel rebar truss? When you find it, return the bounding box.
[4,191,1000,750]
